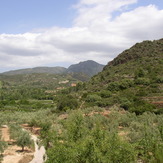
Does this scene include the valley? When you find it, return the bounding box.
[0,39,163,163]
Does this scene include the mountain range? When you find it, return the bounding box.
[2,60,105,77]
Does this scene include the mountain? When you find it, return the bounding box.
[80,39,163,113]
[2,60,105,77]
[2,66,67,75]
[67,60,105,77]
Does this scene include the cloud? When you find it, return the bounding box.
[74,0,137,26]
[0,0,163,72]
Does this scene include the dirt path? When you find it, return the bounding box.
[29,135,46,163]
[2,145,31,163]
[1,125,34,163]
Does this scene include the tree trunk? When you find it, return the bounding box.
[22,146,24,152]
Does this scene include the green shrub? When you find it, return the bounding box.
[155,76,163,83]
[134,78,150,85]
[107,82,120,91]
[57,95,79,111]
[86,94,102,102]
[46,111,136,163]
[99,90,112,98]
[135,68,146,78]
[119,79,134,90]
[0,141,7,155]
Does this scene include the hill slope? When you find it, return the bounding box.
[80,39,163,113]
[2,66,67,75]
[67,60,105,77]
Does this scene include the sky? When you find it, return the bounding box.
[0,0,163,72]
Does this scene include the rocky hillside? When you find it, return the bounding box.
[81,39,163,113]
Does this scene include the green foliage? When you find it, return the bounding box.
[57,95,79,111]
[134,78,150,85]
[0,141,7,154]
[0,81,2,89]
[99,90,112,98]
[155,76,163,83]
[0,140,7,162]
[86,94,102,102]
[107,80,134,92]
[135,68,146,78]
[127,112,163,162]
[107,82,120,91]
[16,131,32,151]
[46,110,137,163]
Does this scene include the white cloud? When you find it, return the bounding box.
[0,0,163,72]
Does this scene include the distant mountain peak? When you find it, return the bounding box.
[67,60,105,77]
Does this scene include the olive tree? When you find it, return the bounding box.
[16,131,32,151]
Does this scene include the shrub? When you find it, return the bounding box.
[99,90,112,98]
[0,141,7,155]
[119,79,134,90]
[107,82,120,91]
[135,68,146,78]
[155,76,163,83]
[57,95,79,111]
[86,94,102,102]
[134,78,150,85]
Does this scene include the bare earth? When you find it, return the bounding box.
[1,126,34,163]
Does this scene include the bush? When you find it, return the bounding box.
[107,80,134,92]
[155,76,163,83]
[86,94,102,102]
[135,68,146,78]
[57,95,79,111]
[99,90,111,98]
[119,79,134,90]
[107,82,120,91]
[46,111,136,163]
[134,78,150,85]
[0,141,7,154]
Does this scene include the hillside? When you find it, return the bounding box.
[90,39,163,87]
[67,60,105,77]
[2,66,67,75]
[75,39,163,113]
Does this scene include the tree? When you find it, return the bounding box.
[0,141,7,161]
[16,131,32,151]
[0,141,7,154]
[57,95,79,111]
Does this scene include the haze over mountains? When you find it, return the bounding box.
[2,60,105,77]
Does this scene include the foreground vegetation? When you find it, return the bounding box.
[0,108,163,163]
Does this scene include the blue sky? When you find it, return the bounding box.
[0,0,162,34]
[0,0,78,33]
[0,0,163,72]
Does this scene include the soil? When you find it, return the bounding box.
[1,125,10,142]
[1,125,34,163]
